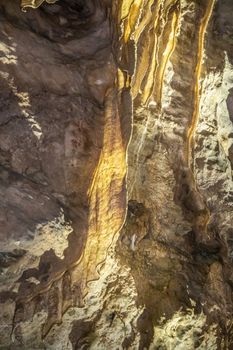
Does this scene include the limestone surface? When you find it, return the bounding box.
[0,0,232,349]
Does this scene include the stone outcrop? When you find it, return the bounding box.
[0,0,233,349]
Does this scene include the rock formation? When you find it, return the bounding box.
[0,0,232,349]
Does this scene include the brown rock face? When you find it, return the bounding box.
[0,0,129,347]
[0,0,233,349]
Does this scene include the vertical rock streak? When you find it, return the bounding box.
[139,6,160,105]
[155,3,180,107]
[185,0,216,235]
[122,0,181,106]
[73,89,127,289]
[131,0,160,100]
[187,0,216,168]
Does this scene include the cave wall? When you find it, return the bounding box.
[0,0,130,347]
[118,0,233,348]
[0,0,233,349]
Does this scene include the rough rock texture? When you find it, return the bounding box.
[117,0,233,348]
[0,0,129,347]
[0,0,233,349]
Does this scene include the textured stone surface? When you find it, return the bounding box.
[117,0,233,348]
[0,0,233,349]
[0,0,129,347]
